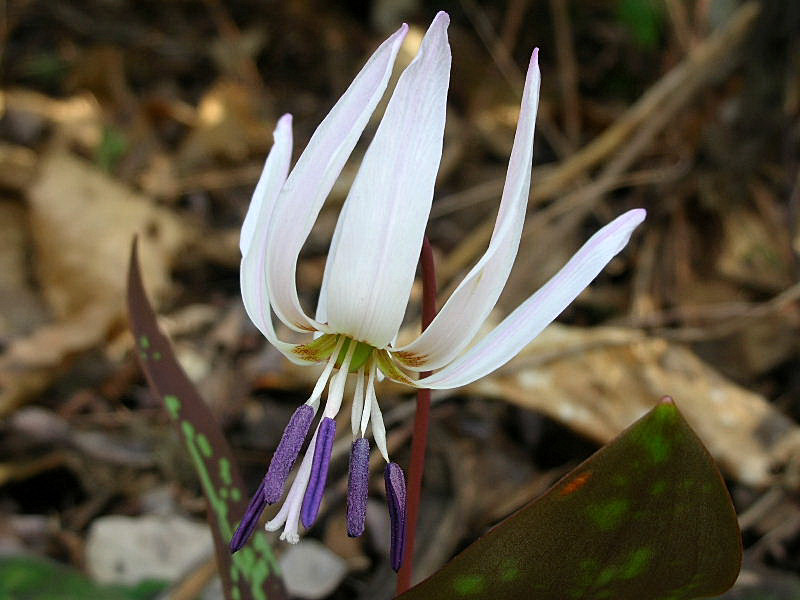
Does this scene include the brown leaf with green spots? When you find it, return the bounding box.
[127,239,287,600]
[397,398,741,600]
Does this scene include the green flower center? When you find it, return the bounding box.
[336,337,375,372]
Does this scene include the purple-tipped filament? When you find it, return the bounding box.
[230,404,315,553]
[385,462,408,572]
[347,438,370,537]
[263,404,315,504]
[228,338,409,572]
[301,417,337,528]
[230,479,267,553]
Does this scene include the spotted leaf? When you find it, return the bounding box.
[397,398,741,600]
[127,239,287,600]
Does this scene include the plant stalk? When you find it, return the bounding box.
[396,237,437,595]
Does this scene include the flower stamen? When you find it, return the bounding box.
[367,367,389,462]
[263,404,315,504]
[300,340,355,528]
[265,426,318,543]
[306,336,345,411]
[359,358,376,437]
[350,366,366,436]
[346,437,370,537]
[301,416,336,528]
[259,336,344,505]
[230,480,267,553]
[385,462,407,572]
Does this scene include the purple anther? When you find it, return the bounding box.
[300,417,336,528]
[263,404,314,504]
[230,479,267,553]
[346,438,370,537]
[384,462,407,572]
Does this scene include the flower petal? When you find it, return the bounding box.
[240,114,293,256]
[265,24,409,333]
[416,209,647,389]
[314,211,344,326]
[392,50,541,371]
[240,116,314,365]
[324,12,452,348]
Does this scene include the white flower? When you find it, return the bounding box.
[232,11,645,563]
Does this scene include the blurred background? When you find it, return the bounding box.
[1,0,799,598]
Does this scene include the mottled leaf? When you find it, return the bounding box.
[398,398,741,600]
[127,239,286,600]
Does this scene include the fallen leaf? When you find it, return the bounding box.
[177,79,273,171]
[468,323,799,488]
[0,150,187,416]
[28,150,185,318]
[0,200,48,338]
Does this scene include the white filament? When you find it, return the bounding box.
[322,341,355,418]
[305,337,345,410]
[265,426,319,543]
[350,366,366,436]
[359,359,376,437]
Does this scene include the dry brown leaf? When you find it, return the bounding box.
[716,204,794,292]
[467,323,799,488]
[177,79,273,170]
[28,150,185,319]
[0,142,38,191]
[1,89,104,151]
[0,200,48,338]
[0,150,188,416]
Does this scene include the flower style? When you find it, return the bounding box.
[230,11,645,570]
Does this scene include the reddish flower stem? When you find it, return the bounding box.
[396,237,437,595]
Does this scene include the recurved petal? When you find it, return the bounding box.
[314,206,345,327]
[240,116,314,365]
[392,50,540,372]
[265,24,409,334]
[416,209,646,389]
[240,114,293,255]
[324,12,452,349]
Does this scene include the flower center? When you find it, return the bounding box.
[336,337,374,372]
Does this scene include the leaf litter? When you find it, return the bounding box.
[1,1,799,598]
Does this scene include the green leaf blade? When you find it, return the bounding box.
[399,399,741,600]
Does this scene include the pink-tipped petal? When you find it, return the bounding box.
[392,49,540,371]
[417,209,647,389]
[265,25,409,334]
[240,113,293,256]
[240,116,313,364]
[324,12,452,348]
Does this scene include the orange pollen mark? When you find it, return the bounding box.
[294,322,318,332]
[376,350,414,385]
[291,343,327,362]
[560,471,592,496]
[393,350,429,368]
[290,347,318,361]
